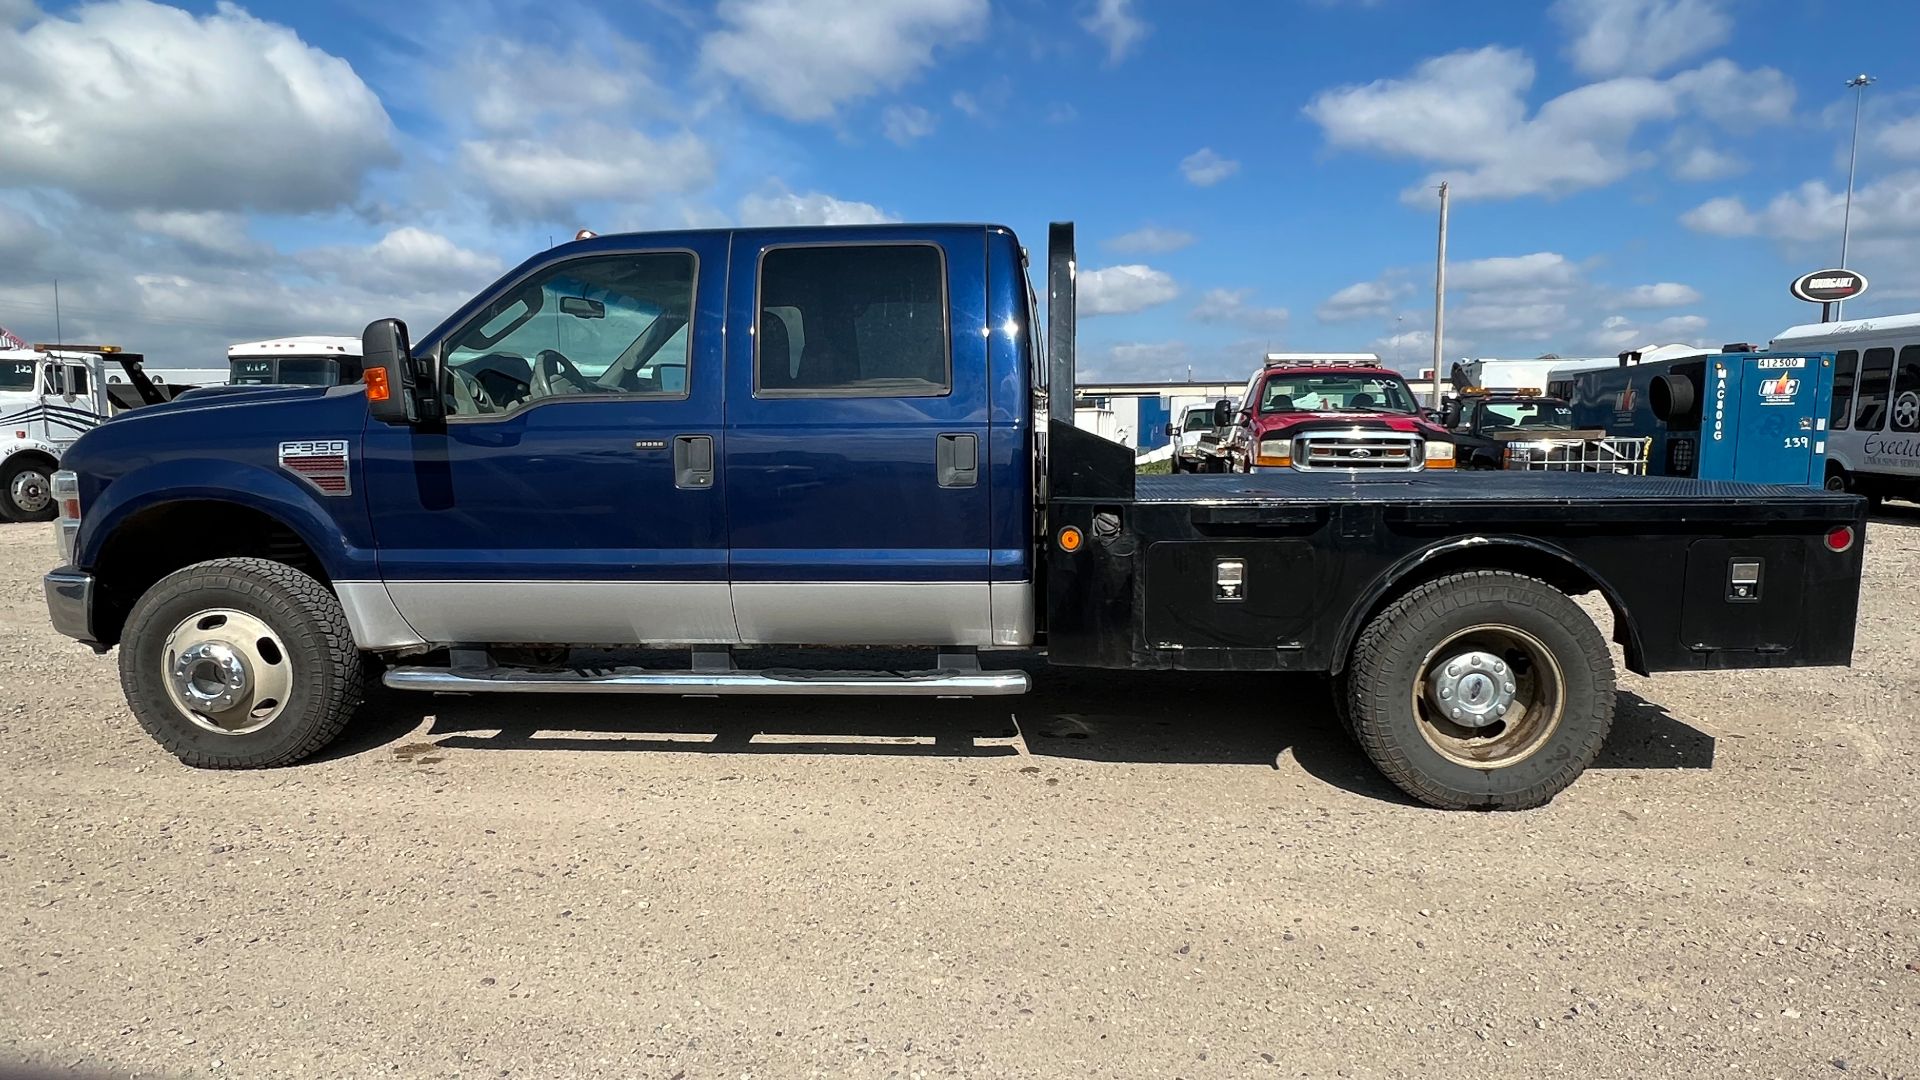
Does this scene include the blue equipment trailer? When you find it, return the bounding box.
[1563,349,1836,487]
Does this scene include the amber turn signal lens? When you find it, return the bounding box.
[1057,526,1084,552]
[364,367,391,402]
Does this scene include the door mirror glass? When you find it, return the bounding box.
[1211,397,1234,428]
[364,318,438,425]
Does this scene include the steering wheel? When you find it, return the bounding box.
[532,349,596,398]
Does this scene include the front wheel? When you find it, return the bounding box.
[1344,570,1615,810]
[118,558,366,768]
[1,455,57,522]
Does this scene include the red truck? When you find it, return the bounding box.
[1215,355,1455,472]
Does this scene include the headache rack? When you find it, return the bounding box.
[1503,436,1652,475]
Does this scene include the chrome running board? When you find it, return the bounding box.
[383,665,1030,697]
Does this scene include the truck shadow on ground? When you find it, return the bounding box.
[332,656,1714,806]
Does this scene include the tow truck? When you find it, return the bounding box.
[2,344,209,521]
[1216,355,1457,472]
[41,223,1865,809]
[1442,388,1649,474]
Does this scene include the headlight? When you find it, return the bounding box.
[1423,441,1456,468]
[1256,437,1292,468]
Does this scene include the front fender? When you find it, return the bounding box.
[77,457,378,580]
[1331,534,1647,676]
[2,437,63,465]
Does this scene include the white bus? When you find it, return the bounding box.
[1771,312,1920,506]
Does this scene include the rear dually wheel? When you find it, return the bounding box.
[1345,570,1615,810]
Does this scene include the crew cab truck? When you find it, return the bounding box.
[1167,403,1226,473]
[43,223,1866,810]
[1217,356,1457,473]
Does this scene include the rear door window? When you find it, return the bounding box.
[755,244,950,397]
[1892,345,1920,432]
[1831,350,1857,430]
[1854,347,1894,431]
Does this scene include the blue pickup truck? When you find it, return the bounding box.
[42,223,1866,809]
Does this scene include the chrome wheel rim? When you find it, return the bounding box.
[1411,624,1564,769]
[161,609,293,735]
[10,469,51,515]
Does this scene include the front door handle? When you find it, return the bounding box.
[674,434,714,490]
[936,433,977,488]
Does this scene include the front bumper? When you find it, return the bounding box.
[43,568,101,648]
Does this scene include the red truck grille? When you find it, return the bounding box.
[1292,430,1424,470]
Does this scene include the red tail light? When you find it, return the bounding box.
[1825,526,1855,553]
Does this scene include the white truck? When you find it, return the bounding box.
[1,344,215,521]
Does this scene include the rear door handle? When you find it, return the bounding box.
[674,434,714,490]
[936,433,977,488]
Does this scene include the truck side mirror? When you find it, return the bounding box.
[1212,398,1234,427]
[363,318,436,425]
[1166,422,1179,439]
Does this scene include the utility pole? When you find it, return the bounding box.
[1430,181,1448,409]
[1837,74,1874,321]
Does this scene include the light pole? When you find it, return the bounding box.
[1430,181,1448,410]
[1839,73,1873,320]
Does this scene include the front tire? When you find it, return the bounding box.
[118,558,366,768]
[1,455,57,522]
[1345,570,1615,810]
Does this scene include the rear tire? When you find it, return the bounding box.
[1345,570,1615,810]
[1,454,58,523]
[118,558,366,768]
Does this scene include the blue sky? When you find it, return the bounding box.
[2,0,1917,378]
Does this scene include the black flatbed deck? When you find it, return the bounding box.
[1129,471,1860,523]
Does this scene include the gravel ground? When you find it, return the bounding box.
[2,515,1917,1079]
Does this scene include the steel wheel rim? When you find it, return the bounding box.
[10,469,51,514]
[1824,474,1846,492]
[161,609,294,735]
[1410,623,1565,770]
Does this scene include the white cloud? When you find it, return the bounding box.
[443,39,712,222]
[1552,0,1731,77]
[1669,140,1745,181]
[454,39,659,135]
[1652,314,1708,338]
[0,0,395,212]
[1450,302,1572,338]
[1449,252,1581,292]
[1080,264,1179,316]
[737,186,898,226]
[1681,172,1920,245]
[1082,0,1148,64]
[1303,47,1784,203]
[1304,46,1678,203]
[1669,59,1795,130]
[460,126,714,222]
[1105,226,1195,255]
[951,78,1012,123]
[1180,148,1241,187]
[881,104,936,145]
[702,0,987,122]
[1679,194,1756,236]
[1586,311,1710,352]
[1191,288,1288,332]
[1617,282,1702,307]
[299,227,503,296]
[127,210,261,261]
[1879,114,1920,161]
[1318,280,1407,322]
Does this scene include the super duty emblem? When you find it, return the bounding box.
[279,440,350,496]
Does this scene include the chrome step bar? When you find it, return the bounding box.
[383,665,1031,696]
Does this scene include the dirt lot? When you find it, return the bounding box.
[2,516,1917,1079]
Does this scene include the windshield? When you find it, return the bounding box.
[1481,400,1573,429]
[1,360,34,391]
[1182,409,1215,431]
[231,357,342,386]
[1259,372,1417,414]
